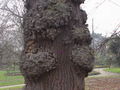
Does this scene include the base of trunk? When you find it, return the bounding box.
[23,70,85,90]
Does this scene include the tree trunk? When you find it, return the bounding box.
[20,0,94,90]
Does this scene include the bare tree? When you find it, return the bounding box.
[0,0,24,69]
[98,25,120,52]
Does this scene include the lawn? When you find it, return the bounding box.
[0,71,24,86]
[104,68,120,73]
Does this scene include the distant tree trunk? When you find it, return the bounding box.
[0,50,3,67]
[20,0,94,90]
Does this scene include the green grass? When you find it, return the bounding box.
[104,68,120,73]
[0,71,24,86]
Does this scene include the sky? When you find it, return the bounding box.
[1,0,120,36]
[82,0,120,36]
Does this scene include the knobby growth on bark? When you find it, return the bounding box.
[20,0,94,90]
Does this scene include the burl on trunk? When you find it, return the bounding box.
[20,0,94,90]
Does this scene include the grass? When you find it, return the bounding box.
[104,68,120,73]
[0,71,24,86]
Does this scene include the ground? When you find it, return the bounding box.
[93,68,120,77]
[85,68,120,90]
[86,76,120,90]
[0,68,120,90]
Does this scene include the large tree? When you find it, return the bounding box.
[20,0,94,90]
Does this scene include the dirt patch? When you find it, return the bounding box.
[85,77,120,90]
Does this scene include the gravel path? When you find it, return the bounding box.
[86,68,120,90]
[86,77,120,90]
[0,84,25,89]
[92,68,120,77]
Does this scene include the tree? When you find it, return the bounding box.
[91,32,106,50]
[97,29,120,67]
[0,0,24,69]
[20,0,94,90]
[91,32,108,66]
[109,35,120,66]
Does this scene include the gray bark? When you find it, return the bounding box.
[20,0,94,90]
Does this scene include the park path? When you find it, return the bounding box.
[0,84,25,89]
[92,68,120,77]
[86,68,120,90]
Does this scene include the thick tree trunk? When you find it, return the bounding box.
[20,0,94,90]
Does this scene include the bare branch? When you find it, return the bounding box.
[97,28,120,52]
[0,5,23,18]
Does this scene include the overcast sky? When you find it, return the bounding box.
[82,0,120,36]
[1,0,120,36]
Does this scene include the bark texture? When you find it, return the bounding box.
[20,0,94,90]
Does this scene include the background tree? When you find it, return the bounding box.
[0,0,24,70]
[108,35,120,66]
[96,29,120,67]
[20,0,94,90]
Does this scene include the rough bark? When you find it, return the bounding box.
[20,0,94,90]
